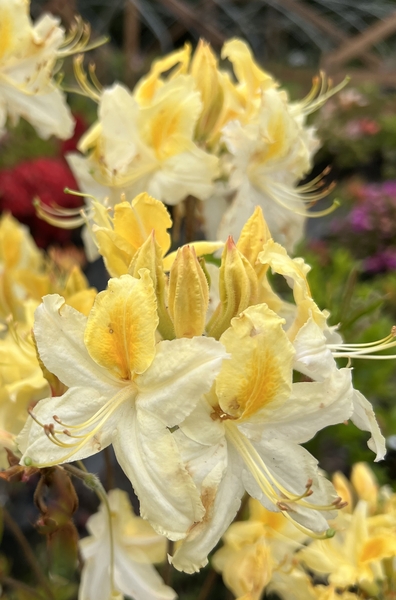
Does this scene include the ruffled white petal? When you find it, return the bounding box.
[115,549,176,600]
[240,368,354,444]
[351,390,386,461]
[17,386,125,466]
[137,337,228,426]
[112,406,204,541]
[34,294,119,393]
[171,439,243,573]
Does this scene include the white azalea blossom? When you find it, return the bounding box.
[215,88,321,252]
[170,303,355,573]
[79,489,176,600]
[0,0,74,139]
[67,80,218,207]
[17,271,228,540]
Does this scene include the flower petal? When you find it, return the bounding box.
[84,272,158,379]
[34,294,118,393]
[351,390,386,461]
[112,406,205,540]
[136,336,228,427]
[17,387,125,467]
[115,549,176,600]
[171,438,243,573]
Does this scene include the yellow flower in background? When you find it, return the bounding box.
[0,0,74,139]
[0,300,49,467]
[212,497,307,600]
[79,488,176,600]
[298,500,396,594]
[52,36,342,259]
[67,76,218,210]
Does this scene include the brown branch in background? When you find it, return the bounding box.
[3,507,55,600]
[270,0,382,70]
[197,568,219,600]
[103,446,115,491]
[184,195,198,243]
[322,10,396,71]
[124,0,141,87]
[157,0,226,47]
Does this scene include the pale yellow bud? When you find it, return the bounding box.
[129,232,175,341]
[168,245,209,338]
[191,39,224,141]
[206,236,258,339]
[351,462,379,511]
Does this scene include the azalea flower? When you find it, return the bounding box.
[66,77,218,208]
[79,488,176,600]
[212,497,306,600]
[0,300,49,467]
[298,500,396,594]
[170,302,353,573]
[17,271,227,539]
[0,0,74,139]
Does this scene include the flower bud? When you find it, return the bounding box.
[168,245,209,338]
[206,236,258,339]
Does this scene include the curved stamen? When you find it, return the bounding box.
[225,421,345,521]
[330,328,396,360]
[26,386,133,468]
[292,73,349,117]
[73,55,101,102]
[265,180,340,218]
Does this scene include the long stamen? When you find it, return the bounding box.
[330,328,396,360]
[225,422,345,521]
[265,180,340,218]
[25,386,132,468]
[33,198,92,229]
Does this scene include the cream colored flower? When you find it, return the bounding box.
[79,489,176,600]
[67,78,218,207]
[17,271,227,540]
[0,0,75,139]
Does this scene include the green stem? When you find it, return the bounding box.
[63,464,117,594]
[3,507,55,600]
[2,575,44,598]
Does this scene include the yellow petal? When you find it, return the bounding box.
[128,233,175,341]
[134,43,191,105]
[163,240,224,271]
[350,463,378,509]
[114,194,172,256]
[94,227,134,277]
[216,304,294,420]
[84,272,158,380]
[236,206,272,276]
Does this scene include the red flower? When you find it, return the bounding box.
[0,158,83,248]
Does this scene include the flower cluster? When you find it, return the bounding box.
[40,39,342,257]
[0,212,96,466]
[214,462,396,600]
[16,192,390,578]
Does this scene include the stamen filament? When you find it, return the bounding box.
[27,386,132,468]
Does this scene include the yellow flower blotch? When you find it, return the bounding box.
[216,304,294,420]
[84,272,158,380]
